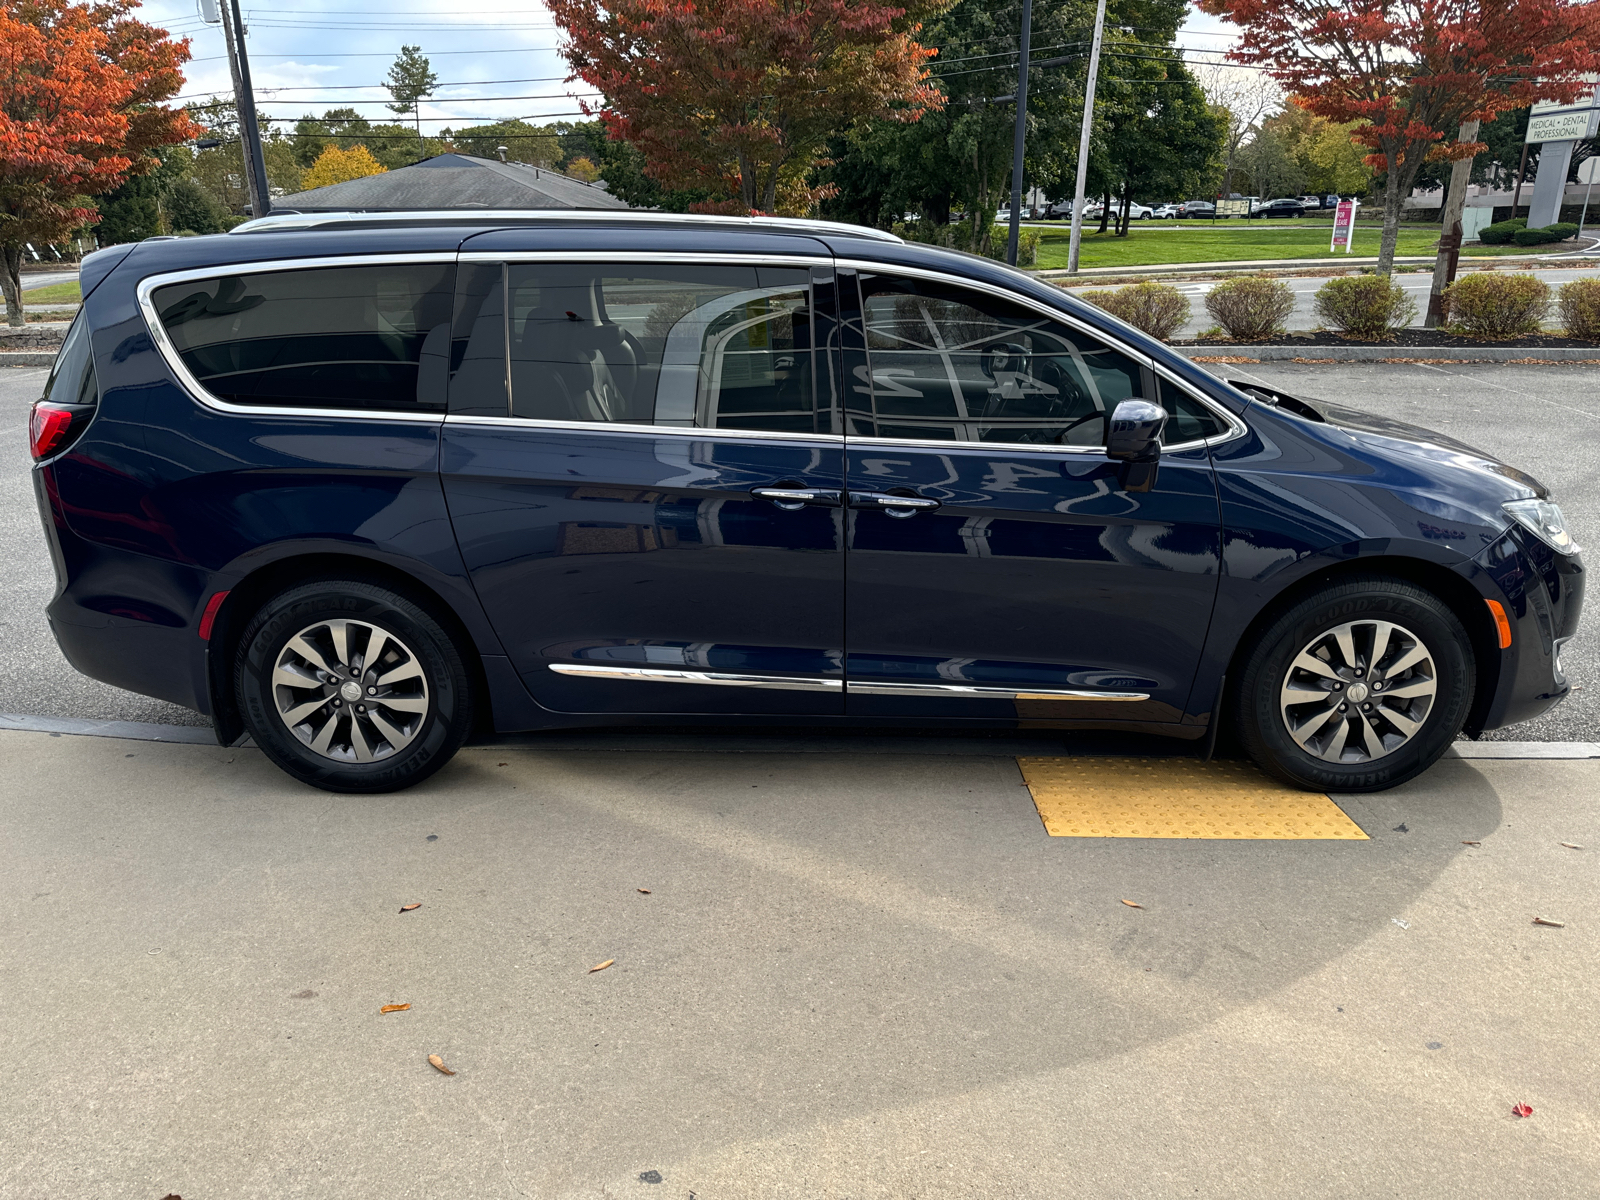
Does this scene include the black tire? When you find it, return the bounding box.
[236,580,474,793]
[1234,576,1473,793]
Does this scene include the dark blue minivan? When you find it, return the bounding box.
[30,211,1582,793]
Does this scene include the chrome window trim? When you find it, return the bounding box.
[549,664,842,692]
[834,257,1247,454]
[445,412,843,443]
[135,253,458,424]
[846,681,1149,701]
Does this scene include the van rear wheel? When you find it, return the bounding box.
[236,580,474,793]
[1235,577,1473,792]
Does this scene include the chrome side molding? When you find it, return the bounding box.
[845,681,1149,701]
[548,664,843,692]
[549,663,1147,701]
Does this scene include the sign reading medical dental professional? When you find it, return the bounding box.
[1527,78,1600,143]
[1331,199,1358,252]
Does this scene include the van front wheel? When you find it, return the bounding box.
[1235,577,1473,793]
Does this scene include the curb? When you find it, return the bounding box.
[0,353,57,368]
[0,712,1592,761]
[1175,345,1600,363]
[0,712,217,743]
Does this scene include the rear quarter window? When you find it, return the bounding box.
[150,262,455,412]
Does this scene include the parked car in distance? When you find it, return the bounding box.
[1177,200,1216,218]
[1324,194,1342,208]
[1254,198,1308,218]
[1085,202,1153,221]
[995,208,1011,224]
[1296,196,1323,209]
[1150,203,1182,219]
[1046,200,1077,219]
[31,209,1583,795]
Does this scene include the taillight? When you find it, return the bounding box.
[29,404,74,460]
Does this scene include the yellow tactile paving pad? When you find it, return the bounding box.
[1017,757,1369,840]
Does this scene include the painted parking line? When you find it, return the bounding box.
[1017,757,1368,840]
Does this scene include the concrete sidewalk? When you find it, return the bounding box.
[3,730,1596,1198]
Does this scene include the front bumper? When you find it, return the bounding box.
[1471,526,1584,732]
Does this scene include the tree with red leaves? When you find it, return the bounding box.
[1,0,197,325]
[1199,0,1600,273]
[548,0,950,215]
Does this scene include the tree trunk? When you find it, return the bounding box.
[739,150,758,212]
[1377,141,1427,276]
[1117,188,1132,237]
[1425,120,1481,327]
[2,242,23,328]
[1097,192,1111,235]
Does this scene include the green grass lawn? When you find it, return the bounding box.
[1033,223,1449,270]
[21,280,81,303]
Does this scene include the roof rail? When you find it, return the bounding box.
[227,208,904,243]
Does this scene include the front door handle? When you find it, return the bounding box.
[848,491,942,518]
[751,486,842,511]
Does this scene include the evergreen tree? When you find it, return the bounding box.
[386,45,439,155]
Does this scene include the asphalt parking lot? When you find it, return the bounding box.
[3,731,1598,1197]
[3,360,1594,742]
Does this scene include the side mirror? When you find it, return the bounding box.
[1104,399,1167,493]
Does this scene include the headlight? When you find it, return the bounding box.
[1503,498,1580,556]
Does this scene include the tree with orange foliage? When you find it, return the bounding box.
[547,0,950,215]
[1200,0,1600,274]
[1,0,196,324]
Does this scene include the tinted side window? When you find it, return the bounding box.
[850,274,1144,447]
[152,263,455,411]
[42,310,99,409]
[453,263,823,433]
[1156,376,1229,443]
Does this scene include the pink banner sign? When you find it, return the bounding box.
[1331,200,1358,253]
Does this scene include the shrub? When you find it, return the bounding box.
[1202,274,1295,340]
[1478,217,1528,245]
[1312,275,1418,338]
[1512,221,1580,247]
[1558,278,1600,339]
[1080,281,1191,341]
[1442,272,1551,337]
[893,220,1041,267]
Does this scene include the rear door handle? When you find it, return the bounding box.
[751,486,842,510]
[848,491,942,518]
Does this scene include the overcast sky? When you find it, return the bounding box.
[140,0,1244,134]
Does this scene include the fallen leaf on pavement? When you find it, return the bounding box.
[1561,842,1582,850]
[1461,841,1481,846]
[380,1003,410,1014]
[1512,1103,1533,1118]
[589,959,614,973]
[428,1054,456,1075]
[1532,917,1566,927]
[1121,899,1143,909]
[637,888,651,894]
[399,903,421,913]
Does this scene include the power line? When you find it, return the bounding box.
[174,75,580,100]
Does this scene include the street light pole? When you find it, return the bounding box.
[1005,0,1033,267]
[220,0,271,218]
[1065,0,1108,275]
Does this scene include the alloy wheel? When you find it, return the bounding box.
[271,618,429,763]
[1278,618,1437,764]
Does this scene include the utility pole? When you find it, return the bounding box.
[1425,120,1479,328]
[219,0,271,217]
[1005,0,1033,267]
[1065,0,1108,275]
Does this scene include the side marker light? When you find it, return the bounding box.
[198,590,230,640]
[1485,599,1512,650]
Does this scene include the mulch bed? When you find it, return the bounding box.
[1173,329,1600,349]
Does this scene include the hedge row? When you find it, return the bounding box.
[1072,275,1600,341]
